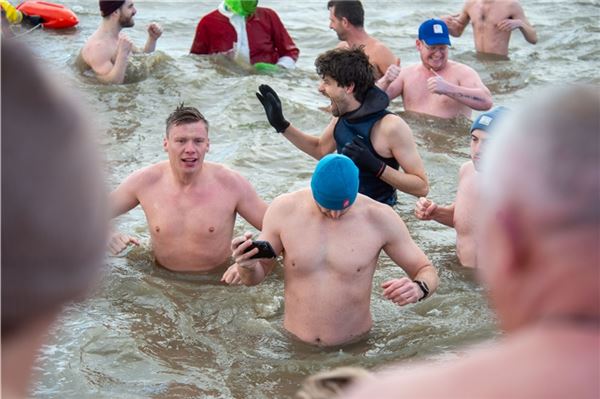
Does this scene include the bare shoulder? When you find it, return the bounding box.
[379,113,412,140]
[459,160,475,178]
[358,195,400,224]
[205,162,254,190]
[269,189,307,214]
[119,161,167,190]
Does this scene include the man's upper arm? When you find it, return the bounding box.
[387,117,427,182]
[458,65,490,94]
[235,174,268,230]
[379,206,431,278]
[373,44,398,78]
[254,196,287,276]
[109,172,142,218]
[84,44,114,78]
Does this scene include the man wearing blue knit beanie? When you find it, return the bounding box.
[415,107,507,267]
[229,154,438,347]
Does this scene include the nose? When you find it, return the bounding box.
[318,81,325,93]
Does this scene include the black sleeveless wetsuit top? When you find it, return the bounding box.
[334,87,400,206]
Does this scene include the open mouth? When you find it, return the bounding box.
[181,158,198,167]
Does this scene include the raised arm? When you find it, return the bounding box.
[497,2,537,44]
[441,0,472,37]
[256,84,336,159]
[378,206,439,305]
[415,197,455,227]
[428,66,493,111]
[143,22,163,53]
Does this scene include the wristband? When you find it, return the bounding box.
[414,280,430,301]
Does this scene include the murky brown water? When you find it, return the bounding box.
[16,0,599,398]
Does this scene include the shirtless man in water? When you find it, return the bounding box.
[345,85,599,399]
[231,154,438,347]
[327,1,399,80]
[441,0,537,57]
[414,107,506,267]
[378,19,492,119]
[109,104,267,279]
[81,0,162,84]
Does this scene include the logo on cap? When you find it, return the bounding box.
[433,24,443,34]
[479,115,493,126]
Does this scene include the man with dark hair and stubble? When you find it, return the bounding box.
[109,104,267,282]
[256,47,428,206]
[80,0,163,84]
[327,0,399,80]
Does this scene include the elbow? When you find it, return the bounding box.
[416,184,429,198]
[475,97,493,111]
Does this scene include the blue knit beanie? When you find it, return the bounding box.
[471,106,508,133]
[311,154,359,210]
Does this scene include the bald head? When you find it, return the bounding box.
[481,85,599,231]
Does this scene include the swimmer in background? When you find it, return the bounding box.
[378,19,493,119]
[80,0,162,84]
[414,107,506,268]
[190,0,299,73]
[231,154,438,347]
[327,1,399,80]
[109,104,267,282]
[441,0,537,58]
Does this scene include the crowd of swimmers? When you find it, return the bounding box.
[2,1,598,399]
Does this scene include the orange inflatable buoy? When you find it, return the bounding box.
[16,1,78,29]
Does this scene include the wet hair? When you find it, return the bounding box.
[2,38,108,339]
[327,1,364,27]
[295,366,373,399]
[165,103,209,136]
[315,47,375,103]
[99,0,125,18]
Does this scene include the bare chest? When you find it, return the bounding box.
[280,214,382,280]
[138,184,237,238]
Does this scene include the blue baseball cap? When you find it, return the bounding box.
[418,19,451,46]
[471,106,509,133]
[311,154,359,210]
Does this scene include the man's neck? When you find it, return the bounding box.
[100,18,122,38]
[343,27,370,46]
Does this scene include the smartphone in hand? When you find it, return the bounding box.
[244,240,276,259]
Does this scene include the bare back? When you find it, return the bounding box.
[338,37,398,80]
[453,161,479,267]
[114,161,254,272]
[399,62,476,118]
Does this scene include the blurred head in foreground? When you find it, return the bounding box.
[1,38,108,398]
[296,367,373,399]
[344,84,600,399]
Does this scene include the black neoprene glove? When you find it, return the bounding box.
[256,84,290,133]
[342,137,386,178]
